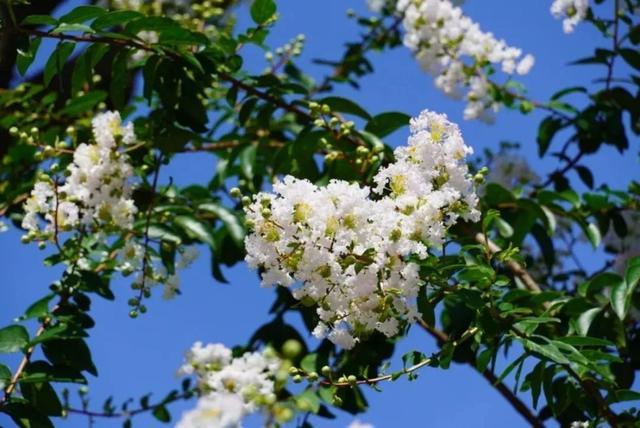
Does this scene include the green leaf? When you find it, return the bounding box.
[319,96,371,120]
[43,42,75,87]
[174,215,216,248]
[494,217,514,238]
[22,360,87,385]
[60,6,106,24]
[91,10,143,30]
[610,278,628,320]
[523,339,570,365]
[42,339,98,376]
[0,363,11,389]
[0,325,29,354]
[198,203,245,247]
[60,91,108,116]
[110,50,130,109]
[296,389,321,414]
[577,307,602,336]
[250,0,277,24]
[147,224,183,244]
[528,361,545,409]
[365,112,410,137]
[19,295,54,321]
[152,405,171,422]
[20,381,63,416]
[605,389,640,404]
[583,222,601,248]
[537,116,564,157]
[620,48,640,70]
[300,353,318,373]
[574,165,594,189]
[625,260,640,293]
[556,336,614,347]
[239,144,257,181]
[16,37,42,76]
[21,15,58,26]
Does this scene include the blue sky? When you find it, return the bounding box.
[2,1,639,427]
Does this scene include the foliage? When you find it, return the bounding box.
[0,0,639,426]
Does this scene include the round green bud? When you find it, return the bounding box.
[241,196,252,206]
[292,374,303,383]
[9,127,19,136]
[321,365,332,377]
[347,375,357,384]
[282,339,303,359]
[261,208,272,218]
[30,127,38,135]
[307,371,318,381]
[66,126,75,135]
[230,187,242,198]
[288,366,299,375]
[139,305,147,314]
[37,241,47,250]
[129,310,138,318]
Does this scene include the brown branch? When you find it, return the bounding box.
[475,232,542,293]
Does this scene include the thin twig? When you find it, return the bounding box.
[320,326,479,387]
[416,319,546,428]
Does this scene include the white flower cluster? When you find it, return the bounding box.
[116,242,199,299]
[22,111,137,237]
[485,153,539,190]
[244,110,479,349]
[369,0,534,123]
[551,0,589,33]
[177,342,281,428]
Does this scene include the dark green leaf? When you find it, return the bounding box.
[60,6,106,24]
[319,96,371,120]
[577,307,602,336]
[19,295,54,321]
[60,91,108,116]
[92,10,143,30]
[365,112,410,137]
[20,381,62,416]
[250,0,277,24]
[0,363,11,389]
[42,339,98,376]
[198,203,245,247]
[43,42,75,87]
[152,405,171,422]
[574,165,594,189]
[174,215,216,248]
[0,325,29,354]
[21,15,58,26]
[16,37,42,76]
[110,50,130,109]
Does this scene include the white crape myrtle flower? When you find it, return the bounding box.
[22,111,138,236]
[485,153,539,190]
[244,110,479,349]
[176,392,245,428]
[551,0,589,33]
[178,342,281,427]
[384,0,534,122]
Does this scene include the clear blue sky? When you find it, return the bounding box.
[2,1,639,427]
